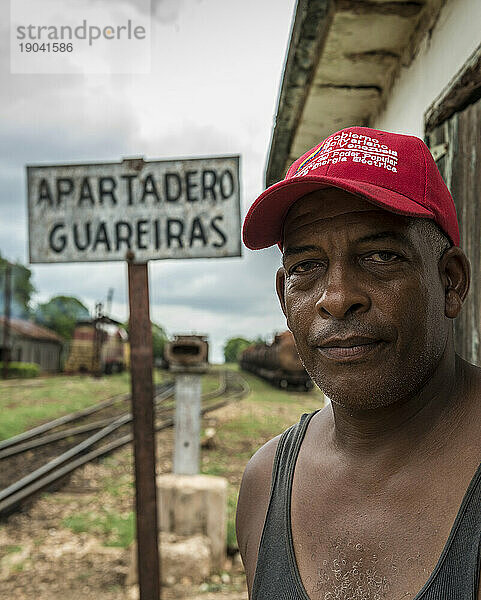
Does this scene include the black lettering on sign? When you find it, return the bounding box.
[210,216,227,248]
[98,177,118,205]
[115,221,132,251]
[49,222,66,253]
[121,174,137,206]
[154,219,161,249]
[220,169,234,200]
[185,170,199,202]
[73,223,91,250]
[136,219,149,249]
[164,173,181,202]
[78,177,96,206]
[189,217,207,247]
[92,222,111,251]
[202,170,217,201]
[167,219,184,248]
[56,178,73,206]
[37,179,54,206]
[141,174,160,203]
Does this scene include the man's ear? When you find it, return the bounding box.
[439,247,470,319]
[276,267,287,318]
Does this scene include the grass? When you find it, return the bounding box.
[62,509,135,548]
[202,369,225,394]
[3,545,22,554]
[226,491,239,549]
[0,369,171,441]
[0,372,130,441]
[101,468,134,498]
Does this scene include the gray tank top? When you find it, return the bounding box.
[252,411,481,600]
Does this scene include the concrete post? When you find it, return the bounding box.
[173,373,202,475]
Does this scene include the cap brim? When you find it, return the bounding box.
[242,176,434,250]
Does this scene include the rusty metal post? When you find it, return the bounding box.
[128,260,161,600]
[2,263,12,380]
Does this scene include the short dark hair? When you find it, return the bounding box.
[412,218,451,259]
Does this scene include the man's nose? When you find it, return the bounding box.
[315,263,370,319]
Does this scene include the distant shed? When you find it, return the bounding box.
[0,316,63,372]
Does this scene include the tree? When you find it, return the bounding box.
[152,322,168,359]
[223,337,252,363]
[34,296,90,340]
[123,320,168,360]
[0,255,36,318]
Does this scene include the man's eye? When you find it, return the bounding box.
[365,251,400,263]
[290,260,320,274]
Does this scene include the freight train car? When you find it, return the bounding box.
[64,317,128,374]
[239,331,313,391]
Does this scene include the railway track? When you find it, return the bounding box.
[0,381,174,460]
[0,369,249,518]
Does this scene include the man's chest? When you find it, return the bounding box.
[290,459,480,600]
[291,513,444,600]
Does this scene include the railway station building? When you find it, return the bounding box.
[266,0,481,365]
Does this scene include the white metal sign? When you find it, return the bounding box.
[27,155,241,263]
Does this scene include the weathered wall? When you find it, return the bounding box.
[373,0,481,136]
[1,331,62,372]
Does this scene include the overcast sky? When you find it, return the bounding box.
[1,0,296,362]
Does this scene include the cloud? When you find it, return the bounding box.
[1,0,296,363]
[152,0,184,24]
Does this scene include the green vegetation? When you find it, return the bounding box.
[0,369,171,441]
[201,369,226,394]
[62,509,135,548]
[223,337,252,363]
[34,295,90,340]
[0,256,36,318]
[4,545,22,554]
[0,362,40,379]
[100,458,135,497]
[122,321,168,360]
[152,322,168,360]
[226,492,238,549]
[0,372,128,440]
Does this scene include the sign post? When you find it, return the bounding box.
[128,259,160,600]
[26,154,241,599]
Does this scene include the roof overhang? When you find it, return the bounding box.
[266,0,445,186]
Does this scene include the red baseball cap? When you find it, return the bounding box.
[243,126,460,249]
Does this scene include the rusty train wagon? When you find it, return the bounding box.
[64,318,128,374]
[240,330,313,391]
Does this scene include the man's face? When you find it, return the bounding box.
[277,189,449,409]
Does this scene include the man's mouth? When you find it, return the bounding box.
[316,336,384,361]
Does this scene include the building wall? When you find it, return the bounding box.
[7,334,61,372]
[373,0,481,136]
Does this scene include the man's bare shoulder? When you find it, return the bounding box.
[235,434,281,595]
[236,435,281,550]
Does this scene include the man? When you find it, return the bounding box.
[236,127,480,600]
